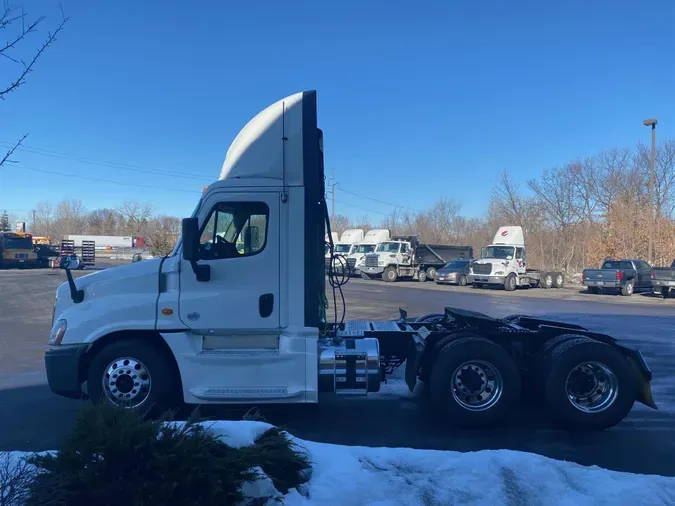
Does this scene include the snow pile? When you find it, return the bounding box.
[178,421,675,505]
[4,421,675,505]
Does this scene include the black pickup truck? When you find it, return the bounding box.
[651,259,675,299]
[582,259,653,296]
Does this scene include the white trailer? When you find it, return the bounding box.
[468,226,564,290]
[64,235,133,250]
[45,91,656,431]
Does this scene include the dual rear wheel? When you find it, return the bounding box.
[428,334,636,430]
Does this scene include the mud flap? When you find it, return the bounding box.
[626,354,658,410]
[405,331,426,392]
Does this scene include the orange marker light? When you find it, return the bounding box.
[161,308,174,315]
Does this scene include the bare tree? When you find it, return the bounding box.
[145,215,180,257]
[118,200,153,237]
[0,3,68,167]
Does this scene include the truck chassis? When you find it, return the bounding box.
[331,306,655,430]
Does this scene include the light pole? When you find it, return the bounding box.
[643,119,657,265]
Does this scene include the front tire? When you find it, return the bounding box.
[504,273,517,291]
[540,337,636,430]
[553,272,564,288]
[459,274,468,286]
[662,287,670,299]
[87,340,179,416]
[429,337,521,428]
[383,266,398,282]
[360,272,371,280]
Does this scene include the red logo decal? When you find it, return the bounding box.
[501,230,509,236]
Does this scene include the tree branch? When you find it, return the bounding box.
[0,133,27,167]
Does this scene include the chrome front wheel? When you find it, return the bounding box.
[102,357,152,408]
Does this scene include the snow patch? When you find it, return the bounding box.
[4,422,675,505]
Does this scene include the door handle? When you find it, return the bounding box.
[259,293,274,318]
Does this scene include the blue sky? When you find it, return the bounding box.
[0,0,673,223]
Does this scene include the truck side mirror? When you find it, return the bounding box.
[181,217,211,282]
[181,217,200,261]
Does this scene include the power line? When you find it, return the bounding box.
[336,186,405,209]
[331,198,390,216]
[0,141,214,182]
[14,164,203,194]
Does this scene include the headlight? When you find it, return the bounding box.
[48,319,67,345]
[378,260,384,266]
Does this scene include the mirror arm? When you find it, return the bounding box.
[65,268,84,303]
[190,260,211,282]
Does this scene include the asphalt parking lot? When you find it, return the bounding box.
[1,264,674,477]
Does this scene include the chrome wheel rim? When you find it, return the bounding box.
[556,274,563,285]
[102,357,152,408]
[627,283,633,294]
[451,360,503,411]
[565,362,618,413]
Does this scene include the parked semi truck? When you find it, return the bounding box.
[45,91,656,431]
[345,228,390,275]
[360,236,472,282]
[469,226,565,290]
[325,228,364,273]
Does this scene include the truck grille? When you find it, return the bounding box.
[347,258,356,270]
[325,258,331,271]
[473,263,492,275]
[365,255,379,268]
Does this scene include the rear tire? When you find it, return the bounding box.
[541,273,553,289]
[459,274,468,286]
[621,280,634,296]
[383,266,398,282]
[587,286,598,294]
[504,273,517,291]
[418,270,427,283]
[662,287,670,299]
[360,272,371,280]
[541,337,636,430]
[87,339,179,417]
[553,272,564,288]
[429,337,522,428]
[426,267,437,280]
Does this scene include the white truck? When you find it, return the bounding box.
[325,228,364,273]
[469,226,564,290]
[360,236,473,282]
[345,228,390,275]
[324,232,338,257]
[45,91,656,431]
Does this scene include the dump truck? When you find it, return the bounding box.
[45,91,656,430]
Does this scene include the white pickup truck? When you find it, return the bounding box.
[44,91,656,431]
[469,226,564,291]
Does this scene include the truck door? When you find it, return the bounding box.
[178,192,280,331]
[515,247,526,274]
[635,260,651,289]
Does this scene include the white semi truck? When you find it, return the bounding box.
[325,228,364,274]
[469,226,565,291]
[45,91,656,430]
[345,228,390,275]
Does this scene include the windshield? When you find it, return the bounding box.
[356,244,376,254]
[377,242,400,253]
[334,244,351,253]
[482,246,515,260]
[1,236,32,249]
[443,260,469,269]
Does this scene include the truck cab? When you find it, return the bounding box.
[0,232,38,268]
[469,226,563,290]
[346,229,390,275]
[327,228,364,273]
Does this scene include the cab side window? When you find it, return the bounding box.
[199,202,269,260]
[516,247,524,260]
[400,244,409,254]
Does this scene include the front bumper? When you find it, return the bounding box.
[361,266,385,276]
[435,273,458,284]
[45,344,89,399]
[469,274,506,285]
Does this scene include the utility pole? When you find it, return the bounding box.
[32,209,36,233]
[330,167,337,219]
[643,119,657,265]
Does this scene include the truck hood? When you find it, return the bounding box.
[473,258,509,265]
[54,258,167,344]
